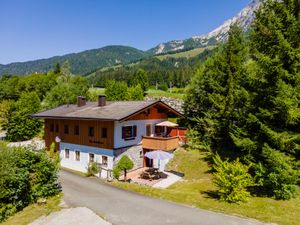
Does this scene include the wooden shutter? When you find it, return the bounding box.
[133,125,137,137]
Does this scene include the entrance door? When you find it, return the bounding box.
[146,124,152,136]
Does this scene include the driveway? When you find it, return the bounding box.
[59,170,271,225]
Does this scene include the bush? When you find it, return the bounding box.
[158,83,168,92]
[0,143,60,222]
[86,162,100,177]
[113,167,121,180]
[213,154,254,203]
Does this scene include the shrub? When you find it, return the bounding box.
[0,143,60,222]
[213,154,254,203]
[86,162,100,177]
[158,83,168,92]
[113,167,121,180]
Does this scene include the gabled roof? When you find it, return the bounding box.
[32,100,183,121]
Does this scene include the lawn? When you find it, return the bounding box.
[2,195,62,225]
[112,148,300,225]
[146,89,185,99]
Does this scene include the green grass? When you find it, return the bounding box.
[88,87,106,95]
[156,46,215,60]
[112,149,300,225]
[2,195,62,225]
[146,89,185,99]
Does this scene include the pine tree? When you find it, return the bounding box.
[231,0,300,199]
[184,25,249,151]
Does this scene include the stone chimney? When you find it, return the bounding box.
[98,95,106,107]
[77,96,86,107]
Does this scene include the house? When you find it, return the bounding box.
[32,95,186,179]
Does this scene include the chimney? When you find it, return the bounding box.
[77,96,86,107]
[98,95,106,107]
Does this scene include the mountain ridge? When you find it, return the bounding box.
[0,0,260,76]
[148,0,260,55]
[0,45,148,76]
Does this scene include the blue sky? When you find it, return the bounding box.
[0,0,249,64]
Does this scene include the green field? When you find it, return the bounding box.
[156,46,215,60]
[112,148,300,225]
[146,88,185,99]
[88,88,185,100]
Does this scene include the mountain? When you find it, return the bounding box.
[0,46,148,76]
[0,0,260,76]
[148,0,260,55]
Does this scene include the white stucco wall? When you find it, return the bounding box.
[113,119,165,149]
[59,142,114,179]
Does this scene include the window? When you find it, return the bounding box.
[65,149,70,158]
[74,125,80,135]
[50,124,54,132]
[64,125,69,134]
[146,124,152,136]
[155,126,164,135]
[75,151,80,161]
[88,127,94,137]
[102,156,108,166]
[101,128,107,138]
[55,124,59,132]
[122,125,137,140]
[89,153,94,163]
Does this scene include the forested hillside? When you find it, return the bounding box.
[0,46,148,76]
[87,48,214,88]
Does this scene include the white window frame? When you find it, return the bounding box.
[75,150,80,161]
[89,153,95,163]
[65,148,70,159]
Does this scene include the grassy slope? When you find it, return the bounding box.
[113,149,300,225]
[2,195,62,225]
[87,88,185,100]
[156,46,215,60]
[146,89,185,99]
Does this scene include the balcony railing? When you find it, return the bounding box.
[142,136,179,151]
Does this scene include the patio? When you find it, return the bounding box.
[119,167,183,188]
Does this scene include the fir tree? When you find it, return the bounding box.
[231,0,300,199]
[184,25,249,151]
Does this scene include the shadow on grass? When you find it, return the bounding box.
[201,190,219,199]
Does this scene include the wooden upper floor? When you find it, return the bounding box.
[35,96,184,151]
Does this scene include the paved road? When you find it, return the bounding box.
[59,170,271,225]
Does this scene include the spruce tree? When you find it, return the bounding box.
[231,0,300,199]
[184,25,249,151]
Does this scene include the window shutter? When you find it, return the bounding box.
[133,125,137,137]
[122,127,126,139]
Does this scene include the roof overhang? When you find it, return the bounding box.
[119,100,184,122]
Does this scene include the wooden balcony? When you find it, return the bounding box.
[142,136,179,151]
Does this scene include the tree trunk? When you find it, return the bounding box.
[124,169,127,181]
